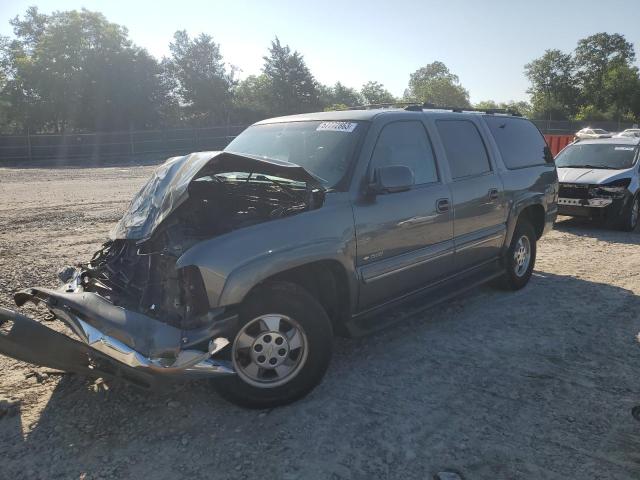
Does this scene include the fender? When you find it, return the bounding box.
[218,239,355,307]
[175,193,358,310]
[503,190,549,249]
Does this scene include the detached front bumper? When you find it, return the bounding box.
[0,284,237,389]
[557,196,624,218]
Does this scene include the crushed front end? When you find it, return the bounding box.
[557,179,633,219]
[0,151,325,388]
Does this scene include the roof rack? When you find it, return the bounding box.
[339,102,421,111]
[406,103,522,116]
[338,102,522,116]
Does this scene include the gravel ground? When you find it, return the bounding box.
[1,165,640,480]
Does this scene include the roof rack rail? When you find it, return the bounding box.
[338,102,421,111]
[407,102,522,116]
[337,102,522,117]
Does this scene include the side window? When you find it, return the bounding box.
[436,120,491,179]
[370,121,438,185]
[484,116,552,168]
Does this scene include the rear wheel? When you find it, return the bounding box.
[215,281,333,409]
[619,195,639,232]
[493,220,537,291]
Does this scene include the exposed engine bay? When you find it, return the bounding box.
[79,161,325,330]
[0,151,327,388]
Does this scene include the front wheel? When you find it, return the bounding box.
[493,220,537,291]
[214,281,333,409]
[619,195,639,232]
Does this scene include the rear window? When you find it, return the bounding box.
[484,116,552,169]
[436,120,491,179]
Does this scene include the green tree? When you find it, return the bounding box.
[474,100,531,117]
[233,74,272,122]
[360,81,395,105]
[524,49,579,120]
[574,32,636,110]
[166,30,235,126]
[262,37,321,116]
[0,7,168,133]
[404,61,470,107]
[573,105,609,121]
[602,63,640,121]
[319,81,362,109]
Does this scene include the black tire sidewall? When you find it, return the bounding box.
[503,221,537,290]
[620,195,639,232]
[215,281,333,409]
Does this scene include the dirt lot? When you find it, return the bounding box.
[1,165,640,480]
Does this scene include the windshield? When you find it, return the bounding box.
[555,143,638,170]
[224,121,365,188]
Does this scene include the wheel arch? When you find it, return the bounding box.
[504,196,547,249]
[244,260,353,336]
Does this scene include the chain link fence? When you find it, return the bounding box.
[0,125,249,165]
[1,119,639,165]
[531,119,638,135]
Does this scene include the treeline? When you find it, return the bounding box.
[0,7,484,134]
[0,7,638,135]
[525,33,640,122]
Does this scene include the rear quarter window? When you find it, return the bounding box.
[484,117,552,169]
[435,120,491,179]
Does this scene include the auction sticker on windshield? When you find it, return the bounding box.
[316,122,358,133]
[614,146,634,150]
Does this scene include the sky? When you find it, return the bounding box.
[1,0,640,104]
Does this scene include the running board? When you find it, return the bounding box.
[346,259,504,336]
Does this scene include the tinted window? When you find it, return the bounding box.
[370,121,438,184]
[484,116,551,168]
[436,120,491,178]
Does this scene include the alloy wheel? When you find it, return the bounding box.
[232,314,308,388]
[513,235,531,277]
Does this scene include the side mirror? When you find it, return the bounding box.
[369,165,414,194]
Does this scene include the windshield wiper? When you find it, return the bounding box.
[561,164,617,170]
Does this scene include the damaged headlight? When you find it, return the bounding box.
[590,178,631,197]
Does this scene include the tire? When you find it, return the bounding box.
[494,220,537,291]
[619,195,639,232]
[214,281,333,409]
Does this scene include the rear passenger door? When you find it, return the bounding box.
[435,119,507,270]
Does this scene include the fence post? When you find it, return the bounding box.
[27,127,33,162]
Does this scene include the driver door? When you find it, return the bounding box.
[353,120,454,311]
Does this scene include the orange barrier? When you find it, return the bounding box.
[544,135,574,157]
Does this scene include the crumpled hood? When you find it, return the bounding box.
[557,167,633,185]
[110,151,323,241]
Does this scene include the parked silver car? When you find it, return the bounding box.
[575,127,612,139]
[614,128,640,138]
[0,106,558,407]
[556,137,640,231]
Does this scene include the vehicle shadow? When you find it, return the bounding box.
[554,215,640,245]
[2,271,640,479]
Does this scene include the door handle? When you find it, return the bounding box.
[488,188,499,201]
[436,198,450,213]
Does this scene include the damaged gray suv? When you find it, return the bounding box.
[0,107,558,408]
